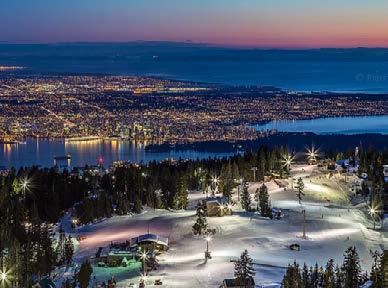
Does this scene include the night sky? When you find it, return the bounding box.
[1,0,388,48]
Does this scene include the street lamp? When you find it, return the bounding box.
[282,154,294,171]
[306,146,319,164]
[140,251,148,277]
[237,178,244,202]
[302,210,307,239]
[205,235,212,260]
[0,271,7,281]
[154,189,161,210]
[0,268,10,286]
[219,204,226,216]
[211,176,220,196]
[251,167,258,182]
[20,178,29,197]
[369,207,379,230]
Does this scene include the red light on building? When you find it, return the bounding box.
[98,156,104,166]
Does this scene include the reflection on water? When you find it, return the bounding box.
[253,115,388,135]
[0,138,234,169]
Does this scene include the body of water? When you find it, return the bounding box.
[1,43,388,92]
[1,115,387,169]
[0,139,234,169]
[253,115,388,135]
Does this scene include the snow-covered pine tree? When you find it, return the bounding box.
[341,246,362,288]
[295,177,305,204]
[234,250,255,286]
[322,259,335,288]
[281,262,303,288]
[301,263,310,287]
[240,181,251,211]
[335,264,343,288]
[64,236,74,265]
[192,201,208,235]
[370,250,383,288]
[258,184,271,217]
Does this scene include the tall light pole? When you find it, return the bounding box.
[205,235,212,260]
[211,176,219,196]
[282,153,294,173]
[251,167,258,182]
[140,251,148,278]
[19,177,30,205]
[21,179,29,199]
[302,210,307,239]
[370,208,377,230]
[237,178,243,202]
[306,146,319,165]
[154,189,161,210]
[369,200,382,230]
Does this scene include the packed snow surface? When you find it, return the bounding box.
[60,165,386,287]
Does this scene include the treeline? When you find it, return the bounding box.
[0,167,83,286]
[74,146,291,223]
[281,247,384,288]
[335,147,387,215]
[147,133,388,153]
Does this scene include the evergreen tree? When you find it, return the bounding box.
[234,250,255,286]
[254,188,260,212]
[174,174,188,209]
[323,259,336,288]
[55,225,66,265]
[36,224,56,277]
[281,262,303,288]
[116,192,129,215]
[77,260,93,288]
[295,178,305,204]
[361,181,369,198]
[341,246,361,288]
[133,195,143,214]
[219,162,234,199]
[334,264,343,288]
[64,236,74,265]
[192,201,208,235]
[370,250,383,288]
[258,184,271,217]
[240,181,251,212]
[302,263,310,288]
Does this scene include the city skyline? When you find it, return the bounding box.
[1,0,388,48]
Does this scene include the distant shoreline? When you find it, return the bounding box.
[145,132,388,153]
[0,65,24,71]
[1,43,388,92]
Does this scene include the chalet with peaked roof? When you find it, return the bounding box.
[130,233,169,253]
[220,277,255,288]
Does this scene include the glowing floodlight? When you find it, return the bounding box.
[306,146,320,164]
[212,176,220,184]
[282,153,294,168]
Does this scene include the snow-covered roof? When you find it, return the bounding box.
[206,196,229,205]
[336,159,349,166]
[130,233,169,247]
